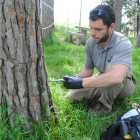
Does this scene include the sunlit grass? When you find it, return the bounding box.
[0,25,140,140]
[43,26,140,139]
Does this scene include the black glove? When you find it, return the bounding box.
[63,75,83,89]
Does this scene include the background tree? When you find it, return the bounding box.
[101,0,114,7]
[136,32,140,47]
[137,0,139,37]
[124,0,140,37]
[113,0,124,32]
[102,0,124,32]
[135,0,140,47]
[41,0,54,40]
[0,0,55,129]
[121,21,131,37]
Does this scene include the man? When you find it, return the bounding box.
[63,5,137,116]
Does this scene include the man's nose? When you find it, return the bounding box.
[90,29,96,36]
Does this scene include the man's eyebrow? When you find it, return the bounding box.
[95,28,103,30]
[89,26,102,29]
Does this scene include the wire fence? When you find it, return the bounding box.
[40,0,54,30]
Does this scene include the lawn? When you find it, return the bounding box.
[43,25,140,140]
[0,25,139,140]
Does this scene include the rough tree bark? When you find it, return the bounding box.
[113,0,124,32]
[0,0,55,129]
[41,0,54,40]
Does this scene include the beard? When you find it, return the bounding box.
[96,29,110,44]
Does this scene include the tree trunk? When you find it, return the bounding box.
[137,0,139,37]
[113,0,124,32]
[0,0,55,129]
[137,15,139,37]
[134,16,136,38]
[41,0,54,40]
[136,31,140,47]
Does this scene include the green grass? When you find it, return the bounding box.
[43,26,140,139]
[1,25,140,140]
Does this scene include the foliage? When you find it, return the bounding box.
[0,25,140,140]
[121,21,132,37]
[101,0,114,7]
[102,0,140,18]
[102,0,140,37]
[124,0,140,18]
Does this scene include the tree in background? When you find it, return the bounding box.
[136,0,140,47]
[124,0,140,38]
[102,0,124,32]
[121,21,132,37]
[101,0,114,7]
[102,0,140,37]
[113,0,124,32]
[135,1,140,47]
[41,0,54,40]
[137,0,139,37]
[136,32,140,47]
[0,0,55,129]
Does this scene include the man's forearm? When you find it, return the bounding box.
[63,64,128,89]
[82,71,119,88]
[78,68,94,78]
[82,64,128,88]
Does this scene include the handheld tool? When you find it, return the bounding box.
[48,79,64,82]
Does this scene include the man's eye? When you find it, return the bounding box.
[96,29,101,31]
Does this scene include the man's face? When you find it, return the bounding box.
[89,19,110,44]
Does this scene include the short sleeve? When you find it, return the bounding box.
[111,36,132,68]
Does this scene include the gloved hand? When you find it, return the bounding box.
[63,75,83,89]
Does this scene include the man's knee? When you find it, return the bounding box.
[66,89,84,101]
[65,90,76,100]
[116,77,135,99]
[65,88,102,101]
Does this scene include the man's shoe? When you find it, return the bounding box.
[87,102,111,116]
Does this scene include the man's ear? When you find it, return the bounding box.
[110,23,115,33]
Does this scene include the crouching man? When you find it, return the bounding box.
[63,5,137,116]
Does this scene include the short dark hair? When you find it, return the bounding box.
[89,5,115,28]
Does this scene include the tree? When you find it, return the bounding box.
[137,0,140,37]
[101,0,114,7]
[113,0,124,32]
[102,0,140,36]
[0,0,55,129]
[121,21,131,37]
[41,0,54,40]
[101,0,124,32]
[124,0,140,37]
[136,31,140,47]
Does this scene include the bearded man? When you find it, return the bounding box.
[63,5,137,116]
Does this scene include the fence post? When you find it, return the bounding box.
[79,0,82,27]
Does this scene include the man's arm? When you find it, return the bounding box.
[82,64,128,88]
[78,68,94,78]
[63,68,94,89]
